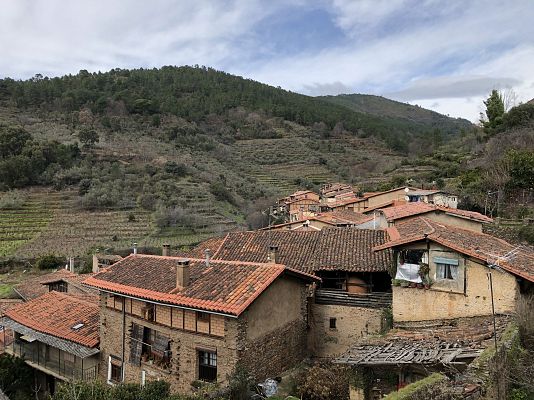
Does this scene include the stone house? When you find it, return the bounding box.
[182,228,394,357]
[364,202,492,233]
[13,269,97,301]
[262,210,373,231]
[373,217,534,323]
[327,187,416,213]
[83,255,318,393]
[277,190,321,222]
[1,291,100,397]
[405,189,458,208]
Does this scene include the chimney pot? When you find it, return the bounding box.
[162,244,170,257]
[268,245,279,264]
[204,249,211,267]
[133,243,138,255]
[176,259,190,288]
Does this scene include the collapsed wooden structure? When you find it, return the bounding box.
[335,341,483,366]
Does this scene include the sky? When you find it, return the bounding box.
[1,0,533,121]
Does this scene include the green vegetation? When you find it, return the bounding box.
[383,373,447,400]
[35,254,64,270]
[0,123,80,190]
[0,353,34,400]
[0,67,468,153]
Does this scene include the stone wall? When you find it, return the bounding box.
[98,296,239,394]
[98,275,312,394]
[238,319,307,381]
[310,303,384,357]
[238,276,310,380]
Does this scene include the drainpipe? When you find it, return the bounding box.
[121,297,126,382]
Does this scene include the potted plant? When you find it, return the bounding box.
[424,278,434,290]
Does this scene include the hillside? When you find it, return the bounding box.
[0,66,477,259]
[320,93,472,135]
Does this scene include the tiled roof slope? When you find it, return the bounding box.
[322,210,374,224]
[84,255,318,316]
[178,235,227,258]
[213,231,319,268]
[261,211,373,231]
[376,217,534,283]
[379,202,492,223]
[4,291,99,347]
[197,228,392,273]
[314,229,391,272]
[14,270,95,300]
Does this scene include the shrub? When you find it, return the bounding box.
[36,254,64,270]
[227,364,253,400]
[209,182,235,205]
[0,353,34,399]
[518,225,534,245]
[0,190,26,210]
[297,363,349,400]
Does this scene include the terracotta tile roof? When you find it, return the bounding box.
[84,255,318,316]
[14,270,96,300]
[379,202,492,223]
[375,217,534,282]
[313,229,392,272]
[177,235,227,258]
[321,210,374,225]
[362,199,407,214]
[197,228,392,273]
[0,299,22,317]
[4,291,99,348]
[261,211,374,231]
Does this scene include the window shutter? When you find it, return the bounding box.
[152,332,170,357]
[129,323,143,365]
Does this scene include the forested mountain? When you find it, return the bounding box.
[320,93,472,134]
[0,66,523,259]
[0,66,469,152]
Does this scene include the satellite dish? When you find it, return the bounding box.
[404,187,410,193]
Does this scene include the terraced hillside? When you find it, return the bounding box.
[0,188,236,259]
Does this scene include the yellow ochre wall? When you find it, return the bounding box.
[393,243,518,322]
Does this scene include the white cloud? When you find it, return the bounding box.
[0,0,282,78]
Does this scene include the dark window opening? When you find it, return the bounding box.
[110,362,122,382]
[130,323,170,368]
[399,249,426,265]
[48,281,68,293]
[198,351,217,382]
[317,271,347,290]
[329,318,337,329]
[196,312,210,323]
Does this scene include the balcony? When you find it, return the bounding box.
[7,339,98,381]
[315,289,392,309]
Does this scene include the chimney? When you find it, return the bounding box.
[133,243,138,255]
[176,259,190,288]
[92,254,100,273]
[69,257,75,273]
[204,249,211,267]
[268,245,279,264]
[162,244,170,257]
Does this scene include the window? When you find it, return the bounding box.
[434,257,459,281]
[198,351,217,382]
[196,312,210,323]
[108,356,122,383]
[49,281,67,293]
[329,318,337,329]
[130,323,171,368]
[436,263,458,280]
